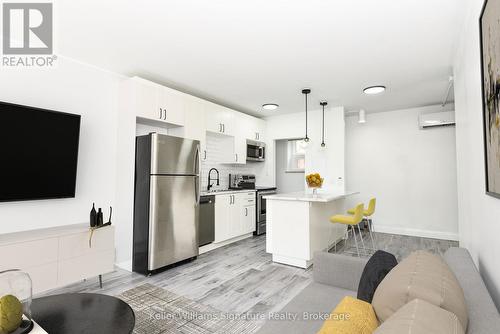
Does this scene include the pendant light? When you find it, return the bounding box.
[359,109,366,123]
[320,101,327,147]
[302,89,311,142]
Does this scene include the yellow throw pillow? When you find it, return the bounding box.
[317,296,379,334]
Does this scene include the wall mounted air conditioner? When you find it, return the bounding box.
[418,111,455,129]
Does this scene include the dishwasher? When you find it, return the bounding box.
[199,195,215,246]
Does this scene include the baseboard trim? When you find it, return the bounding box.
[199,233,254,254]
[373,225,459,241]
[116,260,132,272]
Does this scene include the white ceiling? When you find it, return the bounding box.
[58,0,465,117]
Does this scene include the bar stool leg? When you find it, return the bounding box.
[330,224,335,253]
[367,219,377,250]
[351,225,361,257]
[343,227,349,251]
[356,223,368,256]
[369,218,378,243]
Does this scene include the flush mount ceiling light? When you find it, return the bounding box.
[262,103,279,111]
[302,89,311,143]
[363,86,386,95]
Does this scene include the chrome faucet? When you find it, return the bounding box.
[207,168,220,191]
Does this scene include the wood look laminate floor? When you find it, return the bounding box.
[44,232,458,316]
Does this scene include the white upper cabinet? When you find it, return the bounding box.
[205,102,235,136]
[255,118,266,142]
[169,95,207,160]
[131,77,185,127]
[236,112,266,142]
[132,77,160,120]
[247,117,266,142]
[159,87,185,126]
[126,76,266,165]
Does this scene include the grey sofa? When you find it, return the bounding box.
[257,248,500,334]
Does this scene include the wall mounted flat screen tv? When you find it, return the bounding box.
[0,101,81,202]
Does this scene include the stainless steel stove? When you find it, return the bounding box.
[255,186,277,235]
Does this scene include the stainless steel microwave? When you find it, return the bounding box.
[247,140,265,162]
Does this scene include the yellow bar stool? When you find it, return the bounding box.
[330,203,365,257]
[348,198,377,251]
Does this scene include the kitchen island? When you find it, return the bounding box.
[264,191,358,268]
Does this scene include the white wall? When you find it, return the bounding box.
[263,107,345,193]
[0,57,124,246]
[275,139,305,193]
[345,105,459,240]
[453,0,500,309]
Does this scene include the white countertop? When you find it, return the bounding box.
[264,190,359,203]
[201,189,257,196]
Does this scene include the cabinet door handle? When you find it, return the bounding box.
[235,153,238,162]
[222,124,225,133]
[163,108,167,120]
[159,108,163,119]
[245,207,248,216]
[204,150,207,160]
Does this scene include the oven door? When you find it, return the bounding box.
[257,190,276,223]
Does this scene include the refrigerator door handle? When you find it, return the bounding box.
[194,144,201,175]
[195,176,200,206]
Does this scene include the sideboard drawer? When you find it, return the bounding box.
[58,249,114,286]
[25,263,58,295]
[58,226,115,261]
[0,238,58,271]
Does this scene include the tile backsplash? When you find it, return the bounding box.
[201,134,259,190]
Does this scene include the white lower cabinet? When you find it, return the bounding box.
[242,205,256,234]
[214,194,232,243]
[214,192,256,243]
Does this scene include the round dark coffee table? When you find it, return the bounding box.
[32,293,135,334]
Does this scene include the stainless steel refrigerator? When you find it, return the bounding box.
[133,133,200,274]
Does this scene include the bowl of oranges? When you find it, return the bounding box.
[306,173,323,196]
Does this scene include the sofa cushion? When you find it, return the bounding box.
[374,299,464,334]
[444,248,500,334]
[372,250,468,330]
[255,282,356,334]
[317,296,378,334]
[357,250,398,303]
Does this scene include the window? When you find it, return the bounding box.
[286,139,306,172]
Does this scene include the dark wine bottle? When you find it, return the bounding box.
[97,208,104,226]
[90,203,97,227]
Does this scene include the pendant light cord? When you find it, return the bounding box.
[302,89,311,142]
[322,104,325,146]
[320,101,327,147]
[305,93,309,141]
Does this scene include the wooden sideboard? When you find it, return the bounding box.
[0,224,115,295]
